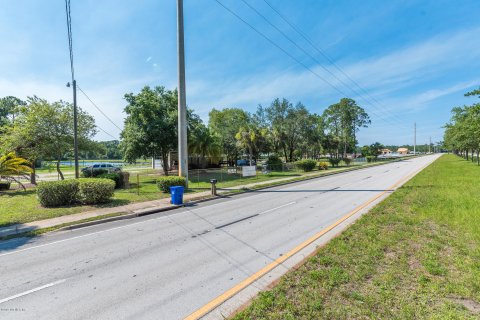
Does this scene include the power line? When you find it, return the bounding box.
[215,0,407,129]
[261,0,407,126]
[95,125,117,140]
[65,0,74,82]
[239,0,405,129]
[213,0,349,98]
[77,85,123,131]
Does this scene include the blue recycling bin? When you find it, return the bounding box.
[170,186,184,205]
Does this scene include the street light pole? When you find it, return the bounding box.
[177,0,188,186]
[73,80,79,178]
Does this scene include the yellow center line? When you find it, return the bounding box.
[185,158,432,320]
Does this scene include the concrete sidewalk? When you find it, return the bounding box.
[0,190,213,238]
[0,161,393,239]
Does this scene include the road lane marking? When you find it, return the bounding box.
[184,157,436,320]
[0,215,171,258]
[0,279,67,305]
[0,158,431,259]
[215,202,296,229]
[257,201,296,215]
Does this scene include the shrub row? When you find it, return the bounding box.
[81,169,108,178]
[37,178,115,207]
[318,162,329,170]
[97,173,122,188]
[81,171,129,189]
[295,159,317,172]
[366,156,376,163]
[156,176,187,193]
[328,158,341,167]
[265,154,283,171]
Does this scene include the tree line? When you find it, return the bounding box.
[444,87,480,164]
[0,85,372,179]
[120,86,371,174]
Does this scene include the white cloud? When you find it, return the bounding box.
[187,26,480,116]
[146,56,152,62]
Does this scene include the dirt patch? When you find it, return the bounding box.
[449,297,480,314]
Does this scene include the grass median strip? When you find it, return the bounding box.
[232,154,480,319]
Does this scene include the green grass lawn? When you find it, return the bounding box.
[233,154,480,319]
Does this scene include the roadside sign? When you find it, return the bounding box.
[242,165,256,177]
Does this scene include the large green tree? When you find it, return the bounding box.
[0,97,97,181]
[121,86,178,175]
[208,108,249,166]
[323,98,370,158]
[0,96,26,128]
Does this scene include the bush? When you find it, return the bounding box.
[366,156,376,163]
[78,178,115,204]
[265,154,283,171]
[81,168,108,178]
[318,162,329,170]
[295,159,317,172]
[0,181,11,191]
[328,158,341,167]
[342,158,352,166]
[156,176,187,193]
[97,173,122,189]
[37,180,79,207]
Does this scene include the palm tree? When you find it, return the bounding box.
[188,126,221,167]
[0,152,33,190]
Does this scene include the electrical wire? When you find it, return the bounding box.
[77,85,123,131]
[241,0,406,128]
[261,0,408,126]
[213,0,349,98]
[95,125,118,140]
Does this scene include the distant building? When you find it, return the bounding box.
[381,149,392,155]
[397,147,409,155]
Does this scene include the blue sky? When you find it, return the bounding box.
[1,0,479,146]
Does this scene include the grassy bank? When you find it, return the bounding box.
[233,154,480,319]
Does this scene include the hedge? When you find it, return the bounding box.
[0,181,11,191]
[97,173,122,189]
[265,154,283,171]
[157,176,187,193]
[81,168,108,178]
[328,158,341,167]
[295,159,317,172]
[37,180,79,207]
[78,178,115,204]
[366,156,376,163]
[342,158,352,166]
[318,162,329,170]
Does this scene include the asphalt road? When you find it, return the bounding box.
[0,155,440,320]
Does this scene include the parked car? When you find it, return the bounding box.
[81,163,121,173]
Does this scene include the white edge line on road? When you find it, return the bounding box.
[0,214,172,258]
[0,279,67,305]
[258,202,296,215]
